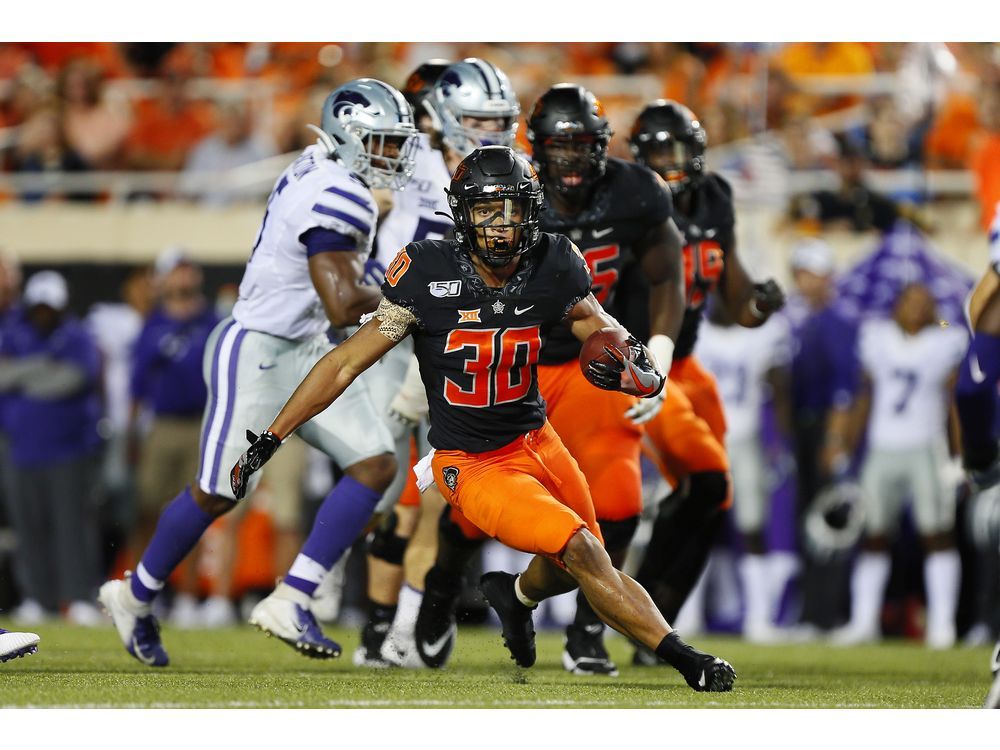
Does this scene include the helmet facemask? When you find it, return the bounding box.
[357,129,419,190]
[632,135,701,195]
[534,134,608,200]
[450,191,541,269]
[440,110,518,158]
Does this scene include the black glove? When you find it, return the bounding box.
[230,429,282,500]
[751,278,786,317]
[587,336,666,398]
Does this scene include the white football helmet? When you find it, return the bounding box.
[312,78,418,190]
[430,58,519,158]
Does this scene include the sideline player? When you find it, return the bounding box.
[412,84,686,675]
[829,283,966,648]
[231,146,737,693]
[354,58,522,666]
[626,100,785,663]
[98,79,419,667]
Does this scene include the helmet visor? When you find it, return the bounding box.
[465,196,531,263]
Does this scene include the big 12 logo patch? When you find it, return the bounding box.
[682,241,724,309]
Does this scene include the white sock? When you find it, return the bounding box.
[287,553,327,586]
[739,554,772,631]
[849,551,891,633]
[274,581,312,607]
[924,549,960,644]
[514,574,538,608]
[392,584,423,634]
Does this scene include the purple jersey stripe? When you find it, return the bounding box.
[323,186,374,215]
[311,203,371,236]
[208,326,248,495]
[197,318,236,485]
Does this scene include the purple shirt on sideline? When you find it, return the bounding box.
[783,295,859,414]
[130,305,219,418]
[0,310,102,467]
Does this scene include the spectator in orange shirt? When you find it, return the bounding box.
[126,73,215,171]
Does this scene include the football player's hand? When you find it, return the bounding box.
[588,336,666,398]
[230,429,282,500]
[624,386,667,425]
[751,279,786,317]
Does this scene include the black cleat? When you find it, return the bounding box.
[657,631,737,692]
[415,565,461,668]
[479,572,536,668]
[562,623,618,676]
[353,619,392,668]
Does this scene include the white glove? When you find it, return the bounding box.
[624,334,673,425]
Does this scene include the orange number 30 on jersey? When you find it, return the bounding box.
[443,326,542,407]
[385,248,412,287]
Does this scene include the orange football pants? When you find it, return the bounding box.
[537,360,643,521]
[643,355,730,504]
[432,421,604,564]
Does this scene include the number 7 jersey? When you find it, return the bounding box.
[380,233,592,453]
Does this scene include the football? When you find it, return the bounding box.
[580,327,634,387]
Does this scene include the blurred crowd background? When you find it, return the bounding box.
[1,41,999,646]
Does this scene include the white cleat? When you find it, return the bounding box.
[0,628,40,663]
[311,558,347,624]
[249,592,342,659]
[381,626,427,669]
[97,576,169,667]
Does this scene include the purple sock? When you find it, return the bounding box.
[130,486,215,603]
[284,476,382,597]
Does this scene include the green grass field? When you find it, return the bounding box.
[0,620,993,708]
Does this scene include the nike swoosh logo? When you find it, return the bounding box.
[420,624,456,659]
[698,670,707,688]
[514,305,535,316]
[970,353,987,384]
[626,360,659,396]
[131,637,158,666]
[584,624,603,635]
[259,363,277,370]
[592,227,614,238]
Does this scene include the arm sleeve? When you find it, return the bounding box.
[299,226,358,257]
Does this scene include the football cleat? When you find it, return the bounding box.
[688,654,737,692]
[249,593,341,659]
[381,625,427,669]
[415,566,461,668]
[98,576,169,668]
[479,572,536,668]
[562,623,619,676]
[0,628,39,663]
[353,619,393,668]
[985,642,1000,709]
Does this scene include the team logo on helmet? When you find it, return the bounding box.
[331,90,374,121]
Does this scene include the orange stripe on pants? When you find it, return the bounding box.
[432,421,604,564]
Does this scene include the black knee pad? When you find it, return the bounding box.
[438,505,486,550]
[598,515,639,554]
[369,512,408,565]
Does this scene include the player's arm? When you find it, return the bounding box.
[716,235,785,329]
[567,293,666,399]
[230,299,415,499]
[968,266,1000,334]
[636,218,685,343]
[308,249,382,329]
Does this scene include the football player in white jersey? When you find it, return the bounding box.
[695,301,794,642]
[830,283,967,648]
[352,58,523,667]
[98,79,419,667]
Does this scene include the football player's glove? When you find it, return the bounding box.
[587,336,666,398]
[750,279,786,318]
[231,429,282,500]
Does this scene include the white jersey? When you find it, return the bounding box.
[372,133,452,279]
[859,318,967,450]
[695,316,792,441]
[233,144,378,341]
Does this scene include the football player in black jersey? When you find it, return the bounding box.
[411,84,687,676]
[626,100,785,661]
[231,146,736,693]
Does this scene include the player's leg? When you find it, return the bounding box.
[638,368,730,623]
[99,318,260,667]
[539,361,642,676]
[437,425,736,691]
[833,450,898,645]
[251,348,396,658]
[912,440,961,649]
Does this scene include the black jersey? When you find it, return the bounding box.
[537,158,673,366]
[615,172,735,359]
[380,233,592,453]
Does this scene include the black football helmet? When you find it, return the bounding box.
[402,59,451,128]
[446,146,543,268]
[526,84,612,201]
[629,99,707,195]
